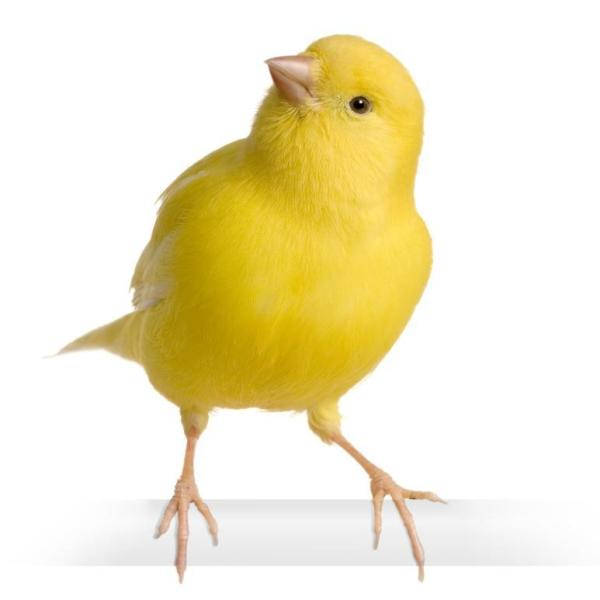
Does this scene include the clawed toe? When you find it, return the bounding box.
[403,489,447,504]
[370,471,445,582]
[155,478,218,582]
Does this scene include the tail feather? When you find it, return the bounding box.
[59,312,141,362]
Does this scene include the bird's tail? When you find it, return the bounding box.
[58,312,142,362]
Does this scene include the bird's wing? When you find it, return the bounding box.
[130,229,177,310]
[130,140,243,310]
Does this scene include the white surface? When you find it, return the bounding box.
[1,0,600,598]
[15,500,600,566]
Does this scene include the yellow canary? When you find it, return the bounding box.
[61,34,443,582]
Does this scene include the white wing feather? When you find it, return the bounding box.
[131,231,176,310]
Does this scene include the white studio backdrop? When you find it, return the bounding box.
[1,0,599,598]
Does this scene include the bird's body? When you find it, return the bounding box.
[61,35,442,582]
[102,138,430,416]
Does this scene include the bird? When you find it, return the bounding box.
[60,34,444,582]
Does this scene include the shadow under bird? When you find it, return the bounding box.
[60,34,445,582]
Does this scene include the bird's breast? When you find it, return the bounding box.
[143,204,431,412]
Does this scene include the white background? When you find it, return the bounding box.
[1,0,599,597]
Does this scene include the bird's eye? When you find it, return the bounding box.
[349,96,371,114]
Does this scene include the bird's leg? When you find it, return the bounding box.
[329,431,445,582]
[155,424,218,582]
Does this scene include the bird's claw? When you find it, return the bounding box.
[369,470,445,582]
[156,477,218,582]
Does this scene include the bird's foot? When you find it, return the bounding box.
[369,469,446,581]
[155,477,218,582]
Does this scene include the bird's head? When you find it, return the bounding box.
[249,35,424,203]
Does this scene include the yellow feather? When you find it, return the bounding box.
[62,35,431,436]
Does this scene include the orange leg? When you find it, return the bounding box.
[155,427,218,582]
[330,431,445,581]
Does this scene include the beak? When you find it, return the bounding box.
[265,55,315,105]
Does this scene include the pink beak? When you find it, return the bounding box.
[266,55,315,105]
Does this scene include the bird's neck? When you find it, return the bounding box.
[242,134,418,224]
